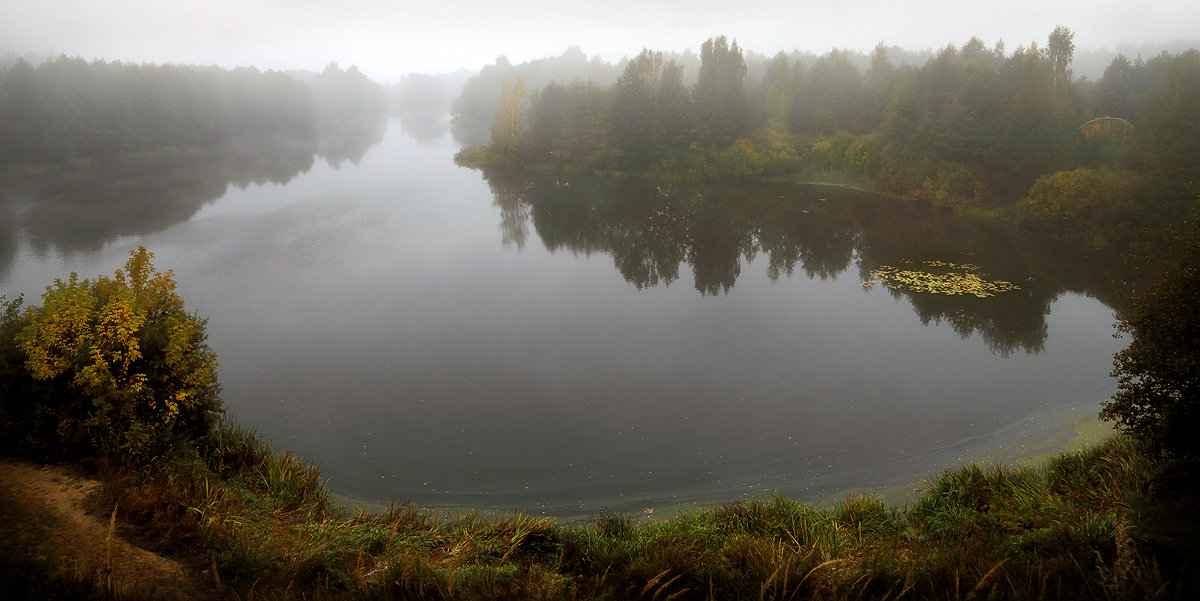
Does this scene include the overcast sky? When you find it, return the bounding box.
[4,0,1198,81]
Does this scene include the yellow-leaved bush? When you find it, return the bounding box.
[9,246,220,461]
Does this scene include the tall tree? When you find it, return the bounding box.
[490,75,527,159]
[308,62,389,120]
[1093,54,1137,120]
[694,36,749,146]
[655,59,692,154]
[1132,50,1200,197]
[611,50,665,166]
[863,43,896,130]
[1046,25,1076,92]
[791,49,864,134]
[986,40,1075,195]
[0,59,41,162]
[764,52,795,131]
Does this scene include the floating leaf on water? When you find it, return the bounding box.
[862,260,1019,298]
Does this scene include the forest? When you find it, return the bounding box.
[0,57,389,169]
[455,28,1199,248]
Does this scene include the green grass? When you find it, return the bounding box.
[10,422,1198,600]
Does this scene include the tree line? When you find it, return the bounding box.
[0,57,389,168]
[457,29,1199,247]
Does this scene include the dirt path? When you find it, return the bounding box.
[0,459,200,599]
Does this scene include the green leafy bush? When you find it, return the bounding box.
[1102,205,1200,457]
[1017,168,1130,228]
[0,246,220,461]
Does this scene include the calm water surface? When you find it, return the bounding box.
[0,118,1122,517]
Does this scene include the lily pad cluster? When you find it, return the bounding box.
[863,260,1020,298]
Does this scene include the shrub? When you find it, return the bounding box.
[1016,167,1131,231]
[1,246,220,462]
[1101,204,1200,457]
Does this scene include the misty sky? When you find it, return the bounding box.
[5,0,1198,81]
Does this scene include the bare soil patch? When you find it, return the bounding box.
[0,459,199,599]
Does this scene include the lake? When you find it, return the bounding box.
[0,116,1123,518]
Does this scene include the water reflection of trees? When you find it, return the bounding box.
[396,109,450,143]
[0,116,388,266]
[315,117,389,168]
[0,199,17,285]
[478,170,1121,355]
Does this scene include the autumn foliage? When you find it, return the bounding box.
[0,247,220,461]
[1016,168,1130,227]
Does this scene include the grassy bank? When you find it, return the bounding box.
[5,421,1197,600]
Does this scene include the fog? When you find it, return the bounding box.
[4,0,1198,81]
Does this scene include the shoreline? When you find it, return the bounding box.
[2,429,1183,600]
[325,400,1117,523]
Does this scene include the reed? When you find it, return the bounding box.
[6,425,1195,600]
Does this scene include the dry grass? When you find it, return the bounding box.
[5,426,1196,600]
